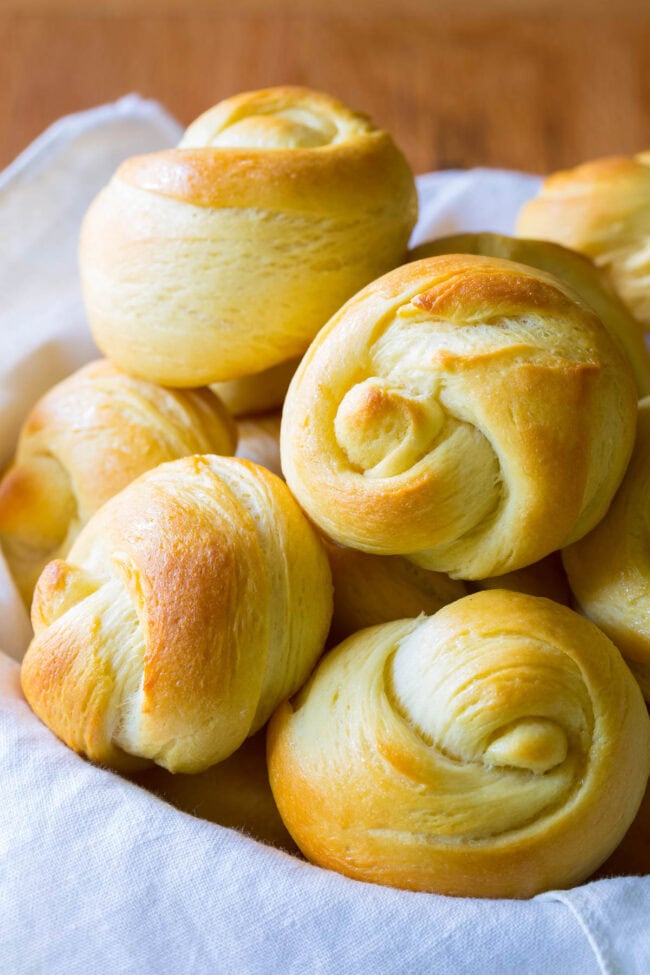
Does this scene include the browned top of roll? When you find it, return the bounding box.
[281,253,637,579]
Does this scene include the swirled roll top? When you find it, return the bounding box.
[0,360,236,607]
[20,456,333,774]
[517,153,650,332]
[267,591,650,898]
[411,231,650,396]
[281,254,637,579]
[179,87,375,150]
[563,397,650,688]
[80,86,418,387]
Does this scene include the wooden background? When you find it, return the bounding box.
[1,0,649,176]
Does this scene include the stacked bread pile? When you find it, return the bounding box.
[3,86,650,899]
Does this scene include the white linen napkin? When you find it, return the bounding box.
[0,97,647,975]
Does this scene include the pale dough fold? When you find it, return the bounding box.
[21,456,333,774]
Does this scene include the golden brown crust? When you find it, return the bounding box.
[268,590,650,898]
[517,153,650,332]
[80,86,418,386]
[411,231,650,397]
[281,253,637,579]
[119,135,410,217]
[21,456,333,773]
[0,359,237,609]
[563,397,650,686]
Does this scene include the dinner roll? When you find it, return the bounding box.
[563,397,650,691]
[412,231,650,396]
[268,591,650,898]
[21,456,332,773]
[80,86,417,386]
[0,360,236,607]
[517,153,650,332]
[281,254,637,579]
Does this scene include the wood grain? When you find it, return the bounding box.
[1,9,649,175]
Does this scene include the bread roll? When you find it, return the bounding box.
[563,398,650,692]
[212,358,299,418]
[411,231,650,397]
[281,254,637,579]
[268,590,650,898]
[0,360,236,608]
[517,153,650,332]
[324,542,467,643]
[236,413,282,478]
[132,731,296,851]
[21,456,332,774]
[80,86,418,387]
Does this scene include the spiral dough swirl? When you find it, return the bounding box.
[268,590,650,898]
[80,87,417,386]
[281,254,637,579]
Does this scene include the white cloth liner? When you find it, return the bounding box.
[0,96,647,975]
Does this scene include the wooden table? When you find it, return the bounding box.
[2,0,650,177]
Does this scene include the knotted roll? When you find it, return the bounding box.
[0,360,236,607]
[281,254,637,579]
[411,231,650,396]
[517,153,650,332]
[21,456,333,773]
[80,86,418,387]
[268,590,650,898]
[563,397,650,694]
